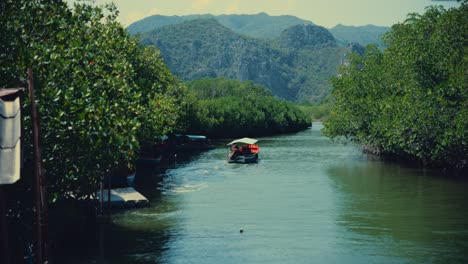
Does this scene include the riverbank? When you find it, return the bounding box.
[362,144,468,177]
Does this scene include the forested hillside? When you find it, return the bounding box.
[130,12,387,102]
[139,19,348,102]
[276,24,345,100]
[140,19,294,99]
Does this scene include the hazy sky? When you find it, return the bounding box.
[73,0,460,28]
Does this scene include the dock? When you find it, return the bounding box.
[97,187,148,208]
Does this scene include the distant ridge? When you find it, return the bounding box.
[128,13,389,46]
[127,12,313,39]
[330,24,390,47]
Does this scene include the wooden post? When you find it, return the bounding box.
[100,178,104,215]
[28,68,48,263]
[107,170,111,214]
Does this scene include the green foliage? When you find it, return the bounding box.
[324,4,468,170]
[0,0,185,200]
[297,96,333,121]
[186,78,310,138]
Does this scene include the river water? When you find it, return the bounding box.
[76,123,468,263]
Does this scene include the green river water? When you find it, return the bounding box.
[69,123,468,263]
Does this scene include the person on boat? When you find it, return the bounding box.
[229,144,241,159]
[241,145,251,155]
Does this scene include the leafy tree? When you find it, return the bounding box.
[0,0,185,201]
[297,95,333,121]
[186,78,309,138]
[324,3,467,171]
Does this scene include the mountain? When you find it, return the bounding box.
[216,13,314,39]
[329,24,390,47]
[130,13,384,101]
[276,24,347,101]
[140,19,293,99]
[278,24,336,49]
[127,12,313,39]
[139,19,348,101]
[127,15,185,35]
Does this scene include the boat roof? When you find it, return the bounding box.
[174,134,206,140]
[162,134,207,141]
[184,135,207,140]
[0,88,24,98]
[227,137,258,145]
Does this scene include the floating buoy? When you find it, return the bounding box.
[240,228,244,234]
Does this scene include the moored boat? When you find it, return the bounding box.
[227,137,260,164]
[136,141,163,165]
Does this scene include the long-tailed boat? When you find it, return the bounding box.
[227,138,260,164]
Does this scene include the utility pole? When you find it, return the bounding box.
[0,186,10,264]
[28,68,48,263]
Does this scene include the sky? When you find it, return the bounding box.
[72,0,461,28]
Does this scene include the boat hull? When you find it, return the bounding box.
[228,154,258,164]
[135,157,162,165]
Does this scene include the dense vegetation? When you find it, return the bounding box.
[324,3,467,171]
[139,19,347,102]
[297,97,333,121]
[185,78,310,138]
[1,0,187,202]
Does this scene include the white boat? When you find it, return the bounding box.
[227,137,260,164]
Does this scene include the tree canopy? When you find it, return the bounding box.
[1,0,187,200]
[324,3,467,171]
[186,78,310,138]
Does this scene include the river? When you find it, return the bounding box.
[70,123,468,263]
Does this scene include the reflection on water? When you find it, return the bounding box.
[68,123,468,263]
[328,161,468,263]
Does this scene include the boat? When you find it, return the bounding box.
[135,156,162,165]
[161,134,214,153]
[227,137,260,164]
[136,134,214,164]
[136,141,162,165]
[172,134,214,152]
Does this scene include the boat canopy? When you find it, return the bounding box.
[162,134,207,141]
[227,137,258,146]
[183,135,207,140]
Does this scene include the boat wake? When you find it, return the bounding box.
[172,183,209,193]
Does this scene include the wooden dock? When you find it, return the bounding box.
[97,187,148,208]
